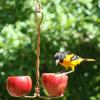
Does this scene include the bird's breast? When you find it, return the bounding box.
[59,60,71,68]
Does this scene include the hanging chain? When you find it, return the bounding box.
[35,0,43,97]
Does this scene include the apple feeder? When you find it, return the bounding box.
[6,0,69,99]
[42,73,68,97]
[6,76,32,97]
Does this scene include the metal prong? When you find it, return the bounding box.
[62,70,74,75]
[59,70,66,73]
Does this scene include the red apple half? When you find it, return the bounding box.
[42,73,68,97]
[6,76,32,97]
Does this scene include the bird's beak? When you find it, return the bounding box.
[56,60,59,66]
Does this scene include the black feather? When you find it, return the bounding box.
[71,55,79,61]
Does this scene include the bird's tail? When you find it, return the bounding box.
[83,58,96,61]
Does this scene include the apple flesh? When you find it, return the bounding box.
[42,73,68,97]
[6,76,32,97]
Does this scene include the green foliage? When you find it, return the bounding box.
[0,0,100,100]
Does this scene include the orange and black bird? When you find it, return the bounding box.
[54,51,95,74]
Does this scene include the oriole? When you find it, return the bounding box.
[54,51,95,74]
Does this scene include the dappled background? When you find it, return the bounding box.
[0,0,100,100]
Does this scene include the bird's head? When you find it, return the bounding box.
[53,51,71,65]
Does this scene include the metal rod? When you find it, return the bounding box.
[35,0,43,96]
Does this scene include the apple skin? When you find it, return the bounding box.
[42,73,68,97]
[6,76,32,97]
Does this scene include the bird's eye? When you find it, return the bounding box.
[53,55,59,60]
